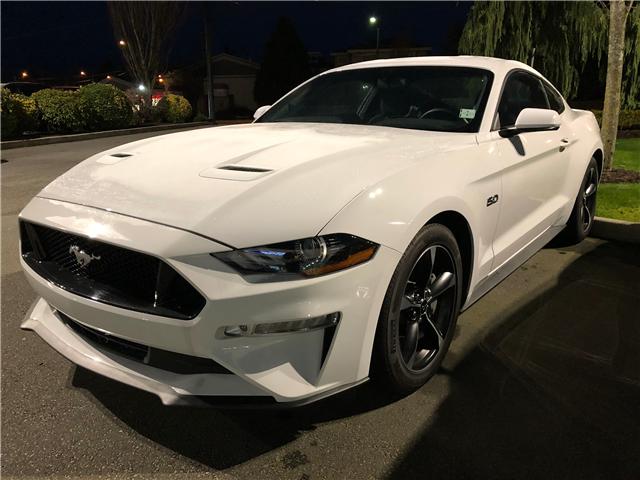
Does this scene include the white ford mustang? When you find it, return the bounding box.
[20,56,603,406]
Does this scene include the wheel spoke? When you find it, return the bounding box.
[582,203,591,229]
[429,271,455,299]
[585,183,596,198]
[427,246,437,279]
[423,315,444,348]
[412,349,431,370]
[403,321,419,362]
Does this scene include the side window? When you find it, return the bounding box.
[543,83,565,114]
[495,72,549,128]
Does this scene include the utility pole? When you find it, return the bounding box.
[204,7,215,122]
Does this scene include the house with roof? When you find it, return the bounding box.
[205,53,260,114]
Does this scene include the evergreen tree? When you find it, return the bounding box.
[254,17,311,106]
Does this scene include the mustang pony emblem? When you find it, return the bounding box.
[69,245,101,267]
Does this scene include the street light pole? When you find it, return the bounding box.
[204,6,215,122]
[369,16,380,58]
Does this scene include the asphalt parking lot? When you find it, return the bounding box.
[2,130,639,480]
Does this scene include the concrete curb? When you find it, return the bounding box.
[0,120,250,150]
[591,216,640,244]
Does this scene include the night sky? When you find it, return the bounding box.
[1,1,471,82]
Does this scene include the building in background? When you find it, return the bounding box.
[204,53,260,116]
[331,46,431,67]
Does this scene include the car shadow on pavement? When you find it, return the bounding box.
[72,240,640,475]
[71,361,398,469]
[387,240,640,480]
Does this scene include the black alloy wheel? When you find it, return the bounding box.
[560,156,600,244]
[374,223,463,394]
[580,164,598,232]
[398,245,457,372]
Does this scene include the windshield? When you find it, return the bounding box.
[258,66,493,133]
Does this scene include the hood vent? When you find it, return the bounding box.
[200,164,273,181]
[217,165,272,173]
[96,152,134,165]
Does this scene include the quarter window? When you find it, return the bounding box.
[495,72,549,129]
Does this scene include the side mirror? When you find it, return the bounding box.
[499,108,560,138]
[253,105,271,120]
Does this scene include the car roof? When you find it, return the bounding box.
[330,55,541,78]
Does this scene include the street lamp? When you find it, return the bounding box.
[80,70,86,77]
[118,39,126,46]
[21,71,28,79]
[369,16,380,58]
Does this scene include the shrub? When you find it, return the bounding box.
[592,109,640,130]
[32,89,85,133]
[0,88,40,139]
[619,110,640,129]
[1,88,21,138]
[157,94,192,123]
[150,99,168,123]
[78,83,133,131]
[15,93,40,132]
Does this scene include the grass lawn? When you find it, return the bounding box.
[612,138,640,171]
[596,137,639,222]
[597,184,640,222]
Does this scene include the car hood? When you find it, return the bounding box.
[39,123,475,248]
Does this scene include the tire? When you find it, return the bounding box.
[373,223,463,394]
[561,157,599,244]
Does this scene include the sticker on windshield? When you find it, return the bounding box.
[459,108,476,120]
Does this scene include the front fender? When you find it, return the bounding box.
[319,148,498,283]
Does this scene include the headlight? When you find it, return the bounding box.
[212,233,378,280]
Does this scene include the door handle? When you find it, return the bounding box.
[559,138,569,152]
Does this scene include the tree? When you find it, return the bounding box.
[108,2,186,117]
[459,1,640,168]
[602,1,636,169]
[254,17,310,106]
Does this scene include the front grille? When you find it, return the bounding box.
[20,221,206,320]
[59,312,232,375]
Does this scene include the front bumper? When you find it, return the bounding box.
[20,197,400,404]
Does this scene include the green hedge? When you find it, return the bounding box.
[32,89,86,133]
[157,94,192,123]
[2,86,192,138]
[30,85,134,134]
[592,110,640,130]
[78,84,133,131]
[1,88,40,139]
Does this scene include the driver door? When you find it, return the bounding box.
[484,71,570,270]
